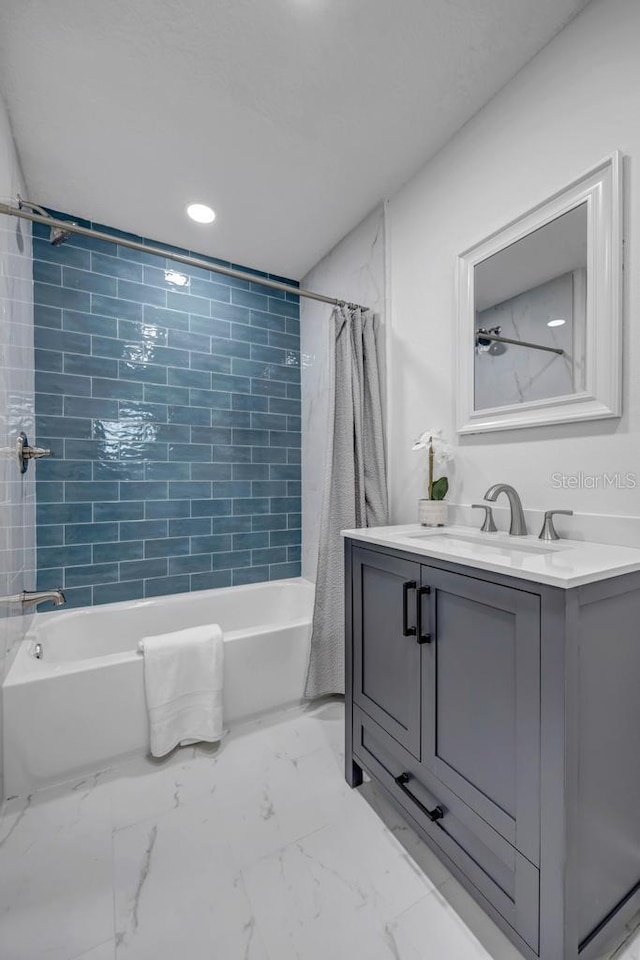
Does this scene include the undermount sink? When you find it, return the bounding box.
[404,531,563,556]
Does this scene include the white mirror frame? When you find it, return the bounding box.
[456,152,622,435]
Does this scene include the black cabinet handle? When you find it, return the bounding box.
[416,585,432,644]
[402,581,417,636]
[395,772,444,822]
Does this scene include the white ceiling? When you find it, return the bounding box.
[0,0,591,279]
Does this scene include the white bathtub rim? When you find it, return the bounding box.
[7,617,313,684]
[26,575,312,634]
[6,577,314,685]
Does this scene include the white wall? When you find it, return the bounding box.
[387,0,640,545]
[0,90,35,798]
[301,205,386,579]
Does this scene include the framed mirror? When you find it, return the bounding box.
[456,153,622,434]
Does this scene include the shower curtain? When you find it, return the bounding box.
[305,305,388,699]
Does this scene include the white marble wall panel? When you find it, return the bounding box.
[0,90,35,800]
[301,204,386,580]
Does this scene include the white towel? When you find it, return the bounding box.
[139,625,224,758]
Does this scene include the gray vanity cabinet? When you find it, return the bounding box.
[345,537,640,960]
[352,546,422,757]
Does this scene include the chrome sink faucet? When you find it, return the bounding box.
[483,483,527,536]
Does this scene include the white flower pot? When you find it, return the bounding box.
[419,499,448,527]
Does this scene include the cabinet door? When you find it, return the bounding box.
[352,546,422,757]
[421,566,540,865]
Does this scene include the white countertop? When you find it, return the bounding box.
[341,524,640,589]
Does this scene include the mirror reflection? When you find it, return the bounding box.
[473,202,588,411]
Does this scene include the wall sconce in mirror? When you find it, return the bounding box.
[456,152,622,434]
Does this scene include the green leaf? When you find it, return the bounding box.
[431,477,448,501]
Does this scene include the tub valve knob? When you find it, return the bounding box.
[16,432,53,475]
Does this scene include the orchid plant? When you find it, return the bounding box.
[412,428,453,501]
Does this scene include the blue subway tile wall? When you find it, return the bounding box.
[33,212,301,607]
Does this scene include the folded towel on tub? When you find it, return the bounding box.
[138,625,224,758]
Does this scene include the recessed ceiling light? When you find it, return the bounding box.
[547,318,566,327]
[186,203,216,224]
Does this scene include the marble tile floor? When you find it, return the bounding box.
[1,698,639,960]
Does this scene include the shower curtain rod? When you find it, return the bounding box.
[476,330,564,356]
[0,200,368,313]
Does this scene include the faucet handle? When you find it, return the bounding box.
[538,510,573,542]
[471,503,497,533]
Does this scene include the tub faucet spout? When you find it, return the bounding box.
[23,589,66,607]
[17,589,66,608]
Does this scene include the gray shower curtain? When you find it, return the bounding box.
[305,306,388,699]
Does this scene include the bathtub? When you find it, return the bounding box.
[2,578,314,797]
